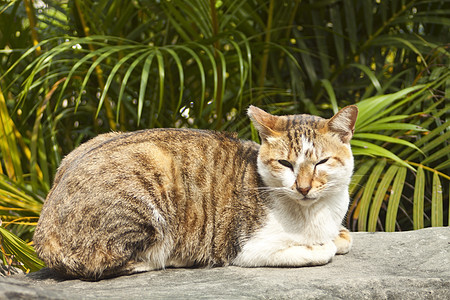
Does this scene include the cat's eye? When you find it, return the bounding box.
[278,160,294,170]
[316,158,329,166]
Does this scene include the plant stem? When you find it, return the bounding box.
[74,0,116,130]
[277,0,301,70]
[0,86,23,183]
[210,0,223,129]
[314,1,416,104]
[24,0,41,56]
[359,1,415,54]
[405,161,450,181]
[257,0,275,103]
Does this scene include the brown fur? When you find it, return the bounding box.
[34,129,266,279]
[34,106,358,280]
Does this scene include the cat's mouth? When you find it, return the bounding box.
[301,197,316,201]
[297,195,318,205]
[284,189,319,204]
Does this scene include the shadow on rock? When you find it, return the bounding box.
[25,268,69,282]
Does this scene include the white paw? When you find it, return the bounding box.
[233,240,337,267]
[334,228,353,255]
[308,241,337,265]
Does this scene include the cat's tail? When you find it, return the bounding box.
[34,233,125,280]
[33,224,166,280]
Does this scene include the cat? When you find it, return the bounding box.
[33,105,358,280]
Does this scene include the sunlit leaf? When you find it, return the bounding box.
[0,0,448,272]
[353,133,423,153]
[413,166,425,230]
[385,166,407,232]
[351,140,414,171]
[0,87,23,183]
[368,165,398,232]
[358,159,386,231]
[348,63,382,94]
[349,159,376,196]
[355,86,424,129]
[320,79,338,114]
[431,172,443,227]
[0,226,45,272]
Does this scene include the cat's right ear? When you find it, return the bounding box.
[327,105,358,143]
[247,105,280,141]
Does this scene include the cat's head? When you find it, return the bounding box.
[248,105,358,206]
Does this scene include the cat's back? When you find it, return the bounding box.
[33,128,263,279]
[54,128,250,177]
[40,128,259,213]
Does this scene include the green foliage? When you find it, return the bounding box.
[0,0,448,272]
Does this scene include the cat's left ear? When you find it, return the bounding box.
[327,105,358,143]
[247,105,281,141]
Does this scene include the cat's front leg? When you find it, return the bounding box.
[233,240,337,267]
[273,241,338,266]
[333,227,352,255]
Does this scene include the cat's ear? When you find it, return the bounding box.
[247,105,281,140]
[327,105,358,143]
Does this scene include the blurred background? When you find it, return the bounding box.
[0,0,448,273]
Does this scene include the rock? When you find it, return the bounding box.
[1,227,449,299]
[0,265,23,277]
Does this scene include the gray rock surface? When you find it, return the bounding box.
[1,227,449,299]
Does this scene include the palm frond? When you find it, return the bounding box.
[0,0,448,273]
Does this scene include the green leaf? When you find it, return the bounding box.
[99,48,148,123]
[413,121,450,148]
[355,86,424,129]
[155,48,166,120]
[310,8,330,78]
[320,79,338,114]
[225,38,246,103]
[413,131,450,160]
[431,172,443,227]
[368,165,398,232]
[138,52,156,125]
[329,5,344,66]
[413,166,425,230]
[358,159,386,231]
[163,48,185,115]
[0,174,43,210]
[435,159,450,171]
[343,0,357,53]
[75,46,126,112]
[353,133,423,153]
[351,140,415,171]
[362,0,373,36]
[358,123,427,132]
[401,120,450,159]
[193,43,218,115]
[175,45,206,115]
[348,63,382,94]
[422,145,450,165]
[369,115,411,125]
[0,226,45,272]
[372,36,428,68]
[117,51,151,123]
[294,32,318,86]
[385,166,407,232]
[349,159,376,196]
[0,87,23,184]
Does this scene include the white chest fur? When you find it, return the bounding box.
[232,190,349,267]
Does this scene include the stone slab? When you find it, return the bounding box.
[1,227,449,299]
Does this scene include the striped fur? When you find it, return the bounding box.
[33,105,358,280]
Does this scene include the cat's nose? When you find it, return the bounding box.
[297,186,311,196]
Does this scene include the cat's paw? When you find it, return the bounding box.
[334,227,352,255]
[308,241,337,265]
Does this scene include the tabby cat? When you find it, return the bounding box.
[33,105,358,280]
